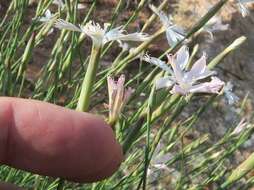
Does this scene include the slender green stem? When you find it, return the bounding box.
[76,45,101,112]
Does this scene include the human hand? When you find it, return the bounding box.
[0,97,123,189]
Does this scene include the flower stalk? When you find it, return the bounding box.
[76,45,101,112]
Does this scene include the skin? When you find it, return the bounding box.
[0,97,123,189]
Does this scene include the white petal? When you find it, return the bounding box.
[188,77,225,94]
[45,9,52,19]
[176,45,189,70]
[39,17,49,22]
[39,9,53,22]
[189,54,207,75]
[166,27,185,47]
[104,26,124,43]
[149,4,172,28]
[143,54,173,74]
[169,55,184,84]
[166,29,179,47]
[147,168,160,182]
[108,32,149,43]
[186,54,215,82]
[54,19,82,32]
[155,77,174,90]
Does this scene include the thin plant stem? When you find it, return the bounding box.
[76,45,101,112]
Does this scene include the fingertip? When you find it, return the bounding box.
[71,115,124,182]
[72,137,123,182]
[0,182,24,190]
[0,97,124,183]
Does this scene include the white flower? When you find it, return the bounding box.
[54,20,149,47]
[107,75,133,124]
[169,49,224,95]
[237,0,254,17]
[145,45,225,95]
[223,82,239,105]
[149,4,185,47]
[81,21,109,46]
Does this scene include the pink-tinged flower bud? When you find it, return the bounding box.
[107,75,133,126]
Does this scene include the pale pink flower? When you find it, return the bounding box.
[107,75,133,124]
[144,45,225,95]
